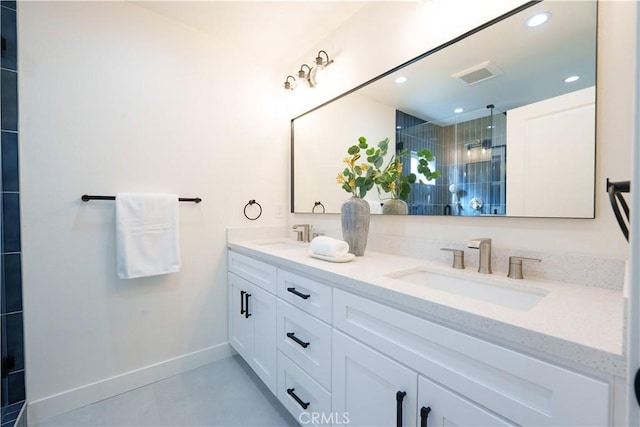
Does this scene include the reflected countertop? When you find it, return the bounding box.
[227,239,626,377]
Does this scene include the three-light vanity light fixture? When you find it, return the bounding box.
[283,50,334,91]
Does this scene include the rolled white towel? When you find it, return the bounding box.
[310,236,349,258]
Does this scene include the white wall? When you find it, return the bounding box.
[19,1,288,422]
[286,0,635,260]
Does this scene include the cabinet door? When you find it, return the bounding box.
[228,272,253,361]
[418,375,513,427]
[332,330,417,427]
[248,284,277,393]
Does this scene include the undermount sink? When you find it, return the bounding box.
[386,268,548,311]
[255,240,306,250]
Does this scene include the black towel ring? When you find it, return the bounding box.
[244,199,262,221]
[312,201,325,213]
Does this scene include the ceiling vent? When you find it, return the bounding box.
[451,61,503,86]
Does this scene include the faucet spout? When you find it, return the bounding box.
[292,224,313,243]
[468,238,492,274]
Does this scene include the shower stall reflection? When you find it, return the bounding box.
[395,106,506,216]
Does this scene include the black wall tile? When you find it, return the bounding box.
[6,371,24,404]
[0,7,17,71]
[1,132,18,192]
[0,3,22,413]
[0,397,21,423]
[1,312,24,371]
[0,70,17,131]
[1,193,21,253]
[1,254,21,313]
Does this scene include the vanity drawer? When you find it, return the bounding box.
[277,269,332,323]
[333,289,610,426]
[277,351,331,425]
[277,300,332,390]
[228,251,277,294]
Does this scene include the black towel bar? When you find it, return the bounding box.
[81,195,202,203]
[606,178,630,242]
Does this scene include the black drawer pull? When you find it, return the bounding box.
[240,290,246,315]
[287,287,310,300]
[420,406,431,427]
[244,292,252,318]
[396,391,406,427]
[287,388,310,410]
[286,332,310,348]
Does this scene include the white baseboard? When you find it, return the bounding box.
[27,342,234,425]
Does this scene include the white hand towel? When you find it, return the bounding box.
[116,192,181,279]
[310,236,349,258]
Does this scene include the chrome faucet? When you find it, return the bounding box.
[292,224,313,243]
[468,238,492,274]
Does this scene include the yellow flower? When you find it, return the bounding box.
[336,174,344,184]
[396,162,403,174]
[343,157,352,164]
[348,179,355,189]
[360,164,368,171]
[389,182,396,191]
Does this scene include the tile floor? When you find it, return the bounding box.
[34,355,299,427]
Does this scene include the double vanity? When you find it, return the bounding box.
[227,235,626,426]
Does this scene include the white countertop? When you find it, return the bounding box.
[228,239,627,377]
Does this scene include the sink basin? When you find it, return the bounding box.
[386,268,548,311]
[255,240,306,250]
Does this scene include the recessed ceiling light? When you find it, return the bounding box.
[526,12,550,28]
[454,108,464,114]
[395,76,408,84]
[564,75,580,83]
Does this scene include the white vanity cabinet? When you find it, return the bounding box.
[227,252,277,393]
[227,248,615,427]
[333,288,610,426]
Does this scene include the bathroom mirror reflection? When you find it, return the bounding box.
[292,1,597,218]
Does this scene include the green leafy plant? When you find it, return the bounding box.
[372,142,441,201]
[336,136,376,198]
[337,136,441,201]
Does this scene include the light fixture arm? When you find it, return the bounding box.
[284,75,297,90]
[298,64,312,79]
[315,50,333,68]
